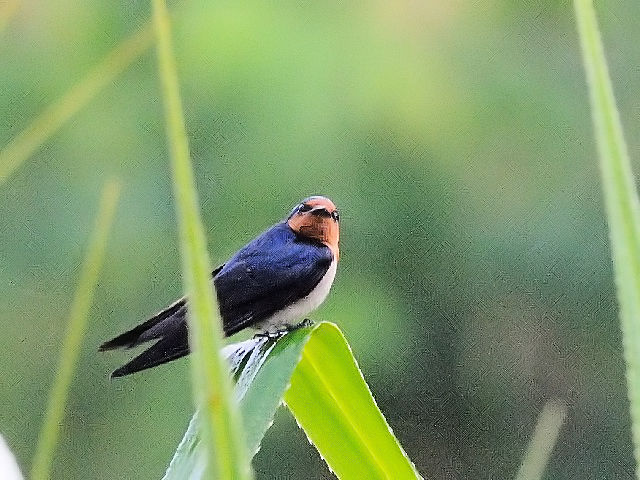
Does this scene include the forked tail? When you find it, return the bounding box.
[100,297,190,377]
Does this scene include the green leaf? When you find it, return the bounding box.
[574,0,640,475]
[164,323,420,480]
[285,323,420,479]
[164,326,315,480]
[151,0,252,478]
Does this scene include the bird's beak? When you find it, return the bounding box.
[309,206,331,217]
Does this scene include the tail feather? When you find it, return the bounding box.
[111,324,189,378]
[101,264,225,377]
[100,297,190,378]
[99,297,186,351]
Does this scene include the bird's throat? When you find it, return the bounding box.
[288,217,339,260]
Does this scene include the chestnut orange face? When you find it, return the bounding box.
[287,196,340,258]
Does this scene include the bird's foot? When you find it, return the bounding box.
[293,318,315,330]
[253,327,291,340]
[253,319,315,340]
[253,330,284,340]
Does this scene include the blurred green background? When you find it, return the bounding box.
[1,1,639,478]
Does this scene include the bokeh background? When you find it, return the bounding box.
[2,1,639,478]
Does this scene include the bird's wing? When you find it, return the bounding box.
[215,227,333,336]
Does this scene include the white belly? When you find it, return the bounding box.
[255,260,337,332]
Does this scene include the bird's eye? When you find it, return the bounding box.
[331,211,340,221]
[299,204,312,213]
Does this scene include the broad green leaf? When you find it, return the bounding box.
[574,0,640,474]
[164,322,420,480]
[285,323,420,479]
[151,0,251,478]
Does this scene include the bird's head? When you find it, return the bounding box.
[287,196,340,259]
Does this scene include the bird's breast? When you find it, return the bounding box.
[254,259,338,333]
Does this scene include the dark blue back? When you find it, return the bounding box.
[214,222,333,334]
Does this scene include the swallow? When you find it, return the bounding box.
[100,196,340,378]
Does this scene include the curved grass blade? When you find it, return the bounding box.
[574,0,640,473]
[151,0,251,478]
[30,179,121,480]
[164,323,420,480]
[0,22,153,186]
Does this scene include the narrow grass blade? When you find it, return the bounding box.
[574,0,640,474]
[1,433,24,480]
[151,1,251,478]
[285,323,421,479]
[0,22,153,186]
[515,399,568,480]
[29,179,121,480]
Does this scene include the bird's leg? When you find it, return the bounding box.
[291,318,315,330]
[253,330,286,340]
[253,319,315,340]
[281,318,315,333]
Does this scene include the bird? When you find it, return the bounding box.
[100,195,340,378]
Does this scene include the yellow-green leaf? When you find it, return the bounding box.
[30,179,121,480]
[164,322,421,480]
[285,323,420,479]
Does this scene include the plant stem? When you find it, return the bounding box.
[515,399,568,480]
